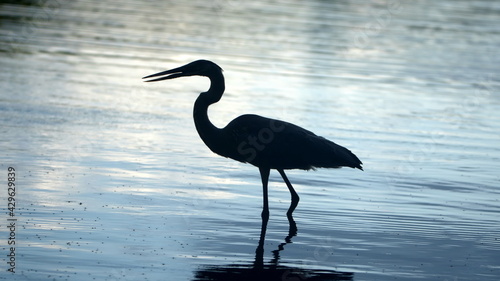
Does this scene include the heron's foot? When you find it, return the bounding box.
[286,213,298,240]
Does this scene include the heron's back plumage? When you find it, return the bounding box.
[222,114,363,171]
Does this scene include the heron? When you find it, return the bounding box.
[143,60,362,220]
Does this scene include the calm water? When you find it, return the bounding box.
[1,0,499,280]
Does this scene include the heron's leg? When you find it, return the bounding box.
[277,169,300,216]
[259,167,270,221]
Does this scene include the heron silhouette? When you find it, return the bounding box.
[143,60,362,220]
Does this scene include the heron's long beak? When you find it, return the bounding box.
[142,66,188,82]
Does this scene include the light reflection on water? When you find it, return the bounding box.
[1,0,500,280]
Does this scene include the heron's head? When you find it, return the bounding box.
[143,60,222,82]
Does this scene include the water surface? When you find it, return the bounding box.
[1,1,499,280]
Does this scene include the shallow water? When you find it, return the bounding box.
[1,0,499,280]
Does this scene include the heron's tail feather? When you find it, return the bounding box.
[308,136,363,170]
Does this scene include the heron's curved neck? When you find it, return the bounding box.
[193,72,225,150]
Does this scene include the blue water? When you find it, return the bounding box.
[1,1,499,280]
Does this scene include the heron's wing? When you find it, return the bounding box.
[224,114,362,170]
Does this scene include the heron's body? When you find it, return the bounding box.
[212,114,362,171]
[144,60,362,219]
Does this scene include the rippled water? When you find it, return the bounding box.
[1,0,499,280]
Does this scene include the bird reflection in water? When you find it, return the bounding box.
[193,213,353,281]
